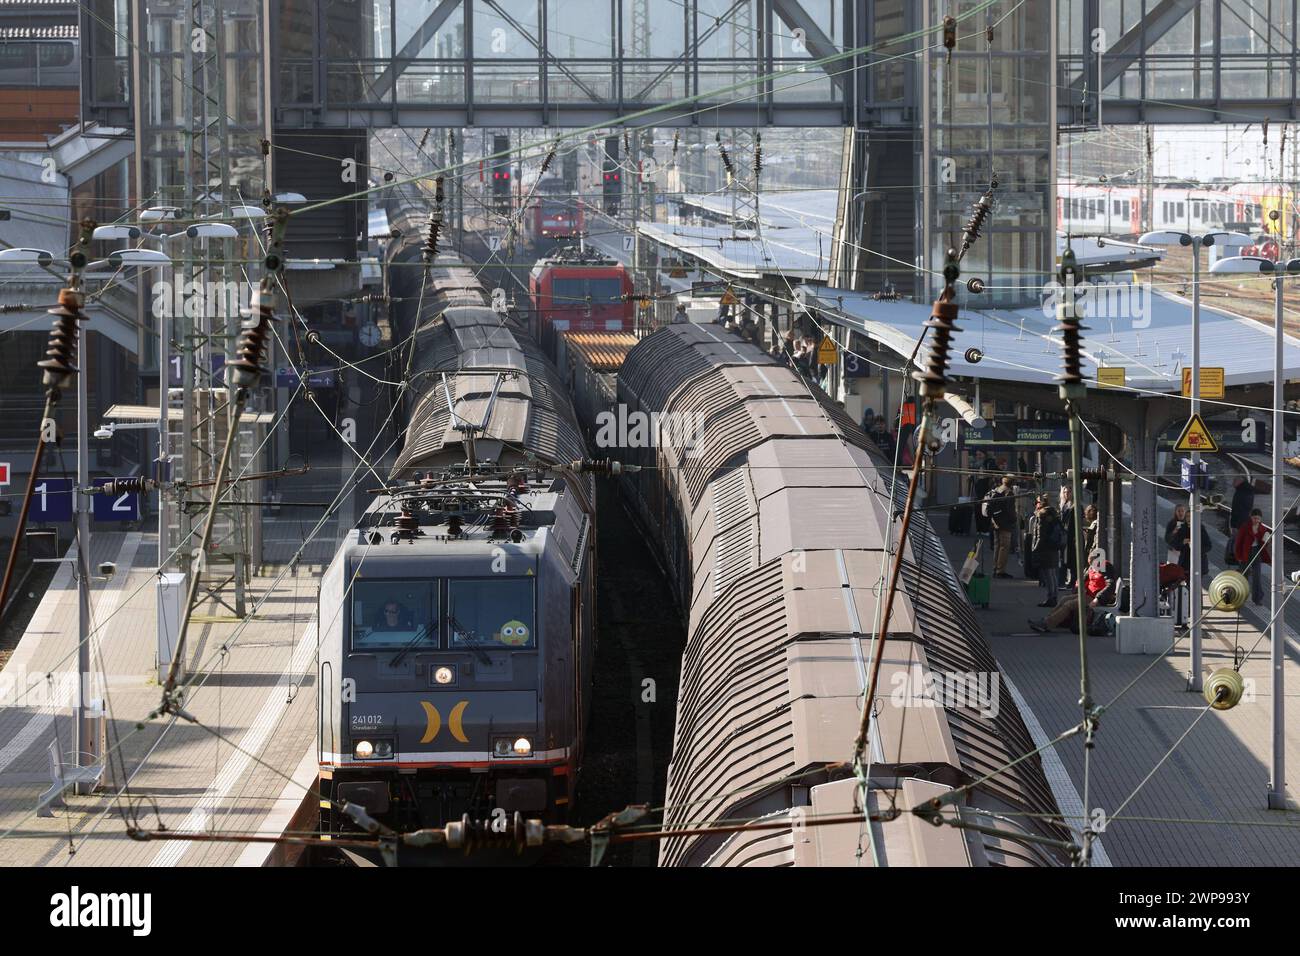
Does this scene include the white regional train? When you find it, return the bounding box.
[1058,181,1293,254]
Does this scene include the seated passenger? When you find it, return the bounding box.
[1029,559,1118,634]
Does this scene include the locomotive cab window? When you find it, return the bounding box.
[351,580,437,650]
[448,578,536,649]
[550,277,623,307]
[550,277,586,309]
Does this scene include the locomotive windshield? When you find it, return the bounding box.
[551,277,623,308]
[351,580,437,650]
[448,579,536,649]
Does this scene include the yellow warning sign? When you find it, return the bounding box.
[1173,413,1219,453]
[817,337,839,365]
[1182,366,1225,400]
[720,287,738,306]
[1097,367,1126,388]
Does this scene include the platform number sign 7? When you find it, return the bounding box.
[30,478,73,522]
[91,478,139,522]
[622,235,634,252]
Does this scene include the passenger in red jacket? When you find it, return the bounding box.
[1233,509,1271,606]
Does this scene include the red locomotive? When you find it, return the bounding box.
[526,178,585,252]
[528,248,634,345]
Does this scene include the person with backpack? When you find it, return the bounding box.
[983,476,1018,579]
[1029,496,1064,607]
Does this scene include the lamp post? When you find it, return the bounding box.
[1209,252,1300,811]
[0,242,171,792]
[1140,229,1252,692]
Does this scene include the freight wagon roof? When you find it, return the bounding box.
[617,324,1071,868]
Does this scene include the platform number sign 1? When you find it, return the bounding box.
[91,478,139,522]
[30,478,73,522]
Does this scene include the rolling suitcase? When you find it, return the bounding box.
[948,503,973,535]
[965,573,990,608]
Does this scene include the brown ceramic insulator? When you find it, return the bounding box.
[37,288,86,394]
[421,212,443,262]
[227,293,275,389]
[1054,309,1087,388]
[914,298,961,399]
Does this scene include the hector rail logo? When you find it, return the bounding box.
[49,886,152,937]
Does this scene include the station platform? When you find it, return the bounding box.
[936,520,1300,867]
[0,531,320,867]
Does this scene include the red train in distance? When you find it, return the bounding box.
[528,248,634,343]
[526,177,585,252]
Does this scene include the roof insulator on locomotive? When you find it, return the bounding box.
[490,502,521,540]
[391,509,420,544]
[446,514,463,538]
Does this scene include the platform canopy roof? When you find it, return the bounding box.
[806,283,1300,392]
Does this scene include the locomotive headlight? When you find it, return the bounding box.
[513,737,533,756]
[493,738,512,757]
[354,740,374,759]
[434,665,455,685]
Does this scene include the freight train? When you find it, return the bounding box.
[560,322,1074,866]
[316,250,597,861]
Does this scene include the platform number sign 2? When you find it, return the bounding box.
[30,478,73,522]
[91,478,139,522]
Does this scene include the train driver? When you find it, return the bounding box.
[376,600,414,630]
